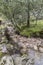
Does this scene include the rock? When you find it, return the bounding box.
[39,47,43,53]
[6,44,15,55]
[0,55,14,65]
[33,45,38,51]
[18,42,27,55]
[13,56,22,65]
[0,44,8,53]
[12,54,28,65]
[26,58,34,65]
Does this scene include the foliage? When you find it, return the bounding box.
[20,20,43,37]
[0,0,43,37]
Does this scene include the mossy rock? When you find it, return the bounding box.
[0,52,4,58]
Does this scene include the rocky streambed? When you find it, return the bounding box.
[0,35,43,65]
[13,35,43,53]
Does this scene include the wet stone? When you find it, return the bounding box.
[0,55,14,65]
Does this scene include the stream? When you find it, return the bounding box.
[0,43,43,65]
[28,49,43,65]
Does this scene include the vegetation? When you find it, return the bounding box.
[0,0,43,38]
[20,20,43,37]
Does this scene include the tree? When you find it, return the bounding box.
[0,0,27,27]
[27,0,30,27]
[30,0,43,25]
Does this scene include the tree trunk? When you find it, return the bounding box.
[35,18,37,25]
[27,11,30,27]
[27,0,30,27]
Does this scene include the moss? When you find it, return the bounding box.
[0,25,5,30]
[0,52,3,58]
[21,54,27,57]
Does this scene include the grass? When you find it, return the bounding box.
[20,20,43,37]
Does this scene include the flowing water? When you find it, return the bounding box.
[28,49,43,65]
